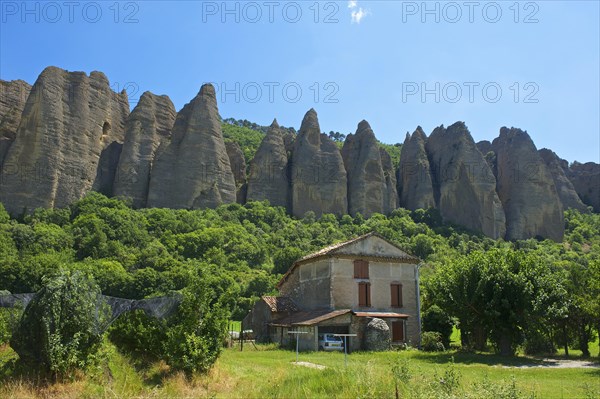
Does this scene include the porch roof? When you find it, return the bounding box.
[353,311,409,319]
[269,309,352,327]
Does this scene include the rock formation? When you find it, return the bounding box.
[397,127,436,211]
[492,127,564,241]
[92,141,123,197]
[364,318,391,351]
[341,120,395,216]
[426,122,506,239]
[113,92,176,208]
[0,80,32,166]
[567,162,600,212]
[291,109,347,217]
[0,66,129,215]
[246,119,290,209]
[538,149,588,212]
[225,141,247,203]
[476,140,493,157]
[380,147,398,214]
[146,84,236,209]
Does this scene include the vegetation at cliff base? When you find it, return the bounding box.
[0,193,598,386]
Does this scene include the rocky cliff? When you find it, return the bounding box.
[397,127,436,211]
[291,109,347,217]
[0,79,31,166]
[341,120,393,217]
[567,162,600,212]
[0,66,129,214]
[0,66,597,242]
[113,92,176,208]
[246,119,290,210]
[225,141,247,203]
[492,128,564,241]
[538,149,588,213]
[426,122,506,239]
[147,84,236,209]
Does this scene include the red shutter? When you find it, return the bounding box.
[366,283,371,307]
[398,284,403,307]
[358,283,366,306]
[362,261,369,279]
[354,260,361,278]
[391,284,399,307]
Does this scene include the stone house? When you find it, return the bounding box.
[244,232,422,351]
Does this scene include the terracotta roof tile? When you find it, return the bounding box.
[353,311,409,318]
[270,309,352,326]
[261,296,299,313]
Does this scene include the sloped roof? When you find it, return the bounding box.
[277,232,419,288]
[353,311,409,318]
[261,296,299,313]
[270,309,352,327]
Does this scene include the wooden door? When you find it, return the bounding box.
[392,321,404,342]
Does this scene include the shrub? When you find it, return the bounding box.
[422,305,454,348]
[10,270,109,376]
[421,331,445,352]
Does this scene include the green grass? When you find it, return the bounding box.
[1,343,598,398]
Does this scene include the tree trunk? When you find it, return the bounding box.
[499,334,514,356]
[473,324,487,351]
[562,323,569,358]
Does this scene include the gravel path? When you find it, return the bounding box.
[504,358,600,369]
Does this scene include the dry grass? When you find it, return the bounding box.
[1,343,598,398]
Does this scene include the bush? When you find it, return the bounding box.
[10,270,109,376]
[421,331,445,352]
[422,305,454,348]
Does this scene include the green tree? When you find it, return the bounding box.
[10,269,109,376]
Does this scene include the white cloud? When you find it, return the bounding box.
[348,1,370,23]
[351,7,370,24]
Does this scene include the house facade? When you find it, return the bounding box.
[245,232,422,351]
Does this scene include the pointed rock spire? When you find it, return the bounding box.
[147,83,236,209]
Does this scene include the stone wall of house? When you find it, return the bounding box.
[246,300,273,342]
[330,257,419,345]
[278,259,333,310]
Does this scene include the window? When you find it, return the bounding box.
[391,283,403,308]
[354,260,369,279]
[358,282,371,307]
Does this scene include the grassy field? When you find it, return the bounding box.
[1,342,598,399]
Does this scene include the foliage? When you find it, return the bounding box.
[422,305,454,348]
[10,270,108,376]
[422,331,446,352]
[1,192,599,366]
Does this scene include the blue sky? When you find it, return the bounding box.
[1,1,599,163]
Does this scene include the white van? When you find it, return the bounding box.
[318,333,344,351]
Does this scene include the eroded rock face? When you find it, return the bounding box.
[246,119,290,209]
[147,84,236,209]
[380,147,398,214]
[426,122,506,239]
[113,92,176,208]
[341,120,392,216]
[225,141,247,203]
[0,80,31,166]
[0,66,129,215]
[397,127,436,211]
[92,141,123,197]
[364,318,391,351]
[539,149,588,212]
[492,127,564,241]
[567,162,600,212]
[291,109,347,217]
